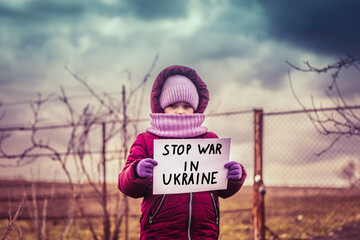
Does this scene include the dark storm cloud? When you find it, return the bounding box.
[122,0,189,20]
[25,1,86,20]
[177,1,288,89]
[0,1,107,85]
[0,1,86,23]
[0,4,28,20]
[0,0,187,24]
[0,0,190,49]
[259,0,360,56]
[178,1,264,61]
[181,32,250,61]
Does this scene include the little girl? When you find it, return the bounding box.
[118,65,247,240]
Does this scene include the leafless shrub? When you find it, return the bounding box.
[63,55,158,240]
[0,56,158,239]
[339,160,360,189]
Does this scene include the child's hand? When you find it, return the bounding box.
[136,158,158,178]
[224,161,243,180]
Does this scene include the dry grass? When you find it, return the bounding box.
[1,181,359,240]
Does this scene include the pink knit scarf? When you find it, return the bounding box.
[146,113,208,138]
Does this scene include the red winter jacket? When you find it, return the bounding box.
[118,65,247,239]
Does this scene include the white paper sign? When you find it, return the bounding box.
[153,138,231,195]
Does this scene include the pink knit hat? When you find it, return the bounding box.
[159,75,199,110]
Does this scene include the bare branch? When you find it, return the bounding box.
[314,135,343,157]
[41,198,48,240]
[127,53,159,105]
[1,193,25,240]
[64,62,121,122]
[287,55,360,155]
[59,196,76,240]
[286,54,360,89]
[0,102,5,121]
[75,195,99,240]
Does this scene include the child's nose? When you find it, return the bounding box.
[176,107,185,114]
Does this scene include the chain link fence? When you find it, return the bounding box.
[1,106,359,239]
[262,109,360,240]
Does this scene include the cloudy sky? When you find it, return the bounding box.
[1,0,360,107]
[0,0,360,185]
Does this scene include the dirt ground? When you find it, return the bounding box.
[311,220,360,240]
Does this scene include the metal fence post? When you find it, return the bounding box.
[253,109,265,240]
[122,85,129,240]
[102,122,111,240]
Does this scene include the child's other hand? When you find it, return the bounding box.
[224,161,242,180]
[136,158,158,178]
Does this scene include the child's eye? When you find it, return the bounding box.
[170,104,177,108]
[184,105,192,109]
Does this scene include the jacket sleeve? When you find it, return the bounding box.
[218,164,247,199]
[118,133,152,198]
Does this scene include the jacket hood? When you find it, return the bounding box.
[150,65,209,113]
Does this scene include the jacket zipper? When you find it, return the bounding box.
[210,192,219,225]
[148,194,166,224]
[187,193,193,240]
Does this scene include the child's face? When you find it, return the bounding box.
[164,102,194,115]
